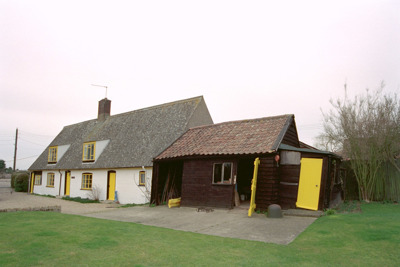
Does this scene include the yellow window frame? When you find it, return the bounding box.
[139,171,145,186]
[82,142,96,162]
[47,173,55,187]
[48,146,58,163]
[34,174,42,185]
[82,173,93,189]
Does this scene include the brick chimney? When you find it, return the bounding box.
[98,98,111,121]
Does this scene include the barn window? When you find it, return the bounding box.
[213,162,233,184]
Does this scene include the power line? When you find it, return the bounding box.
[19,130,55,138]
[4,155,39,163]
[19,137,49,147]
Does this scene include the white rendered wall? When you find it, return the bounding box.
[68,170,108,200]
[32,167,152,204]
[32,171,62,196]
[114,167,152,204]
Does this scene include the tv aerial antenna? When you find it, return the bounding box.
[91,84,108,98]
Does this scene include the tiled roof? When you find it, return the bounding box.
[29,96,213,170]
[156,114,294,160]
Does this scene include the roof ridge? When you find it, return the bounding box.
[187,114,293,131]
[106,95,204,119]
[61,96,204,128]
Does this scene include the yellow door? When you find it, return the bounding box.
[30,173,35,193]
[296,158,323,210]
[108,172,116,201]
[248,158,260,217]
[65,171,71,196]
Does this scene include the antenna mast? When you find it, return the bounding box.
[91,84,108,98]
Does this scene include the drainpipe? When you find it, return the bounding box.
[58,170,63,197]
[28,171,32,195]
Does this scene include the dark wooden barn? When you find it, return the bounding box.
[151,114,342,211]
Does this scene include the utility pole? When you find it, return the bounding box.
[13,128,18,171]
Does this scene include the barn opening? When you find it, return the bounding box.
[236,157,256,204]
[153,161,183,205]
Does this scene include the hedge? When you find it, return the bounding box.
[14,172,29,192]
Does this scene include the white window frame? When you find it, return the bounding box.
[212,162,233,185]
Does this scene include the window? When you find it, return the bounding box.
[48,146,58,163]
[82,142,96,162]
[139,171,145,186]
[213,162,233,184]
[47,173,55,187]
[82,173,93,189]
[34,174,42,185]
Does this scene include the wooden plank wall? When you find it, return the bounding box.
[281,120,300,147]
[181,158,235,208]
[255,156,280,211]
[279,165,300,209]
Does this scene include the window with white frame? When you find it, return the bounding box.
[47,173,55,187]
[212,162,233,184]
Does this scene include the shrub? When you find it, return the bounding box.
[62,196,100,203]
[86,184,102,201]
[14,172,29,192]
[11,172,17,188]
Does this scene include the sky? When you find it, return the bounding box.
[1,0,399,170]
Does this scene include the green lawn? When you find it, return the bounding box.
[0,203,399,266]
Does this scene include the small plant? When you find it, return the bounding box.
[86,184,102,201]
[62,196,100,203]
[335,201,362,214]
[324,209,336,216]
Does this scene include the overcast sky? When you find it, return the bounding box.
[1,0,399,170]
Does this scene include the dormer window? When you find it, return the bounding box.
[83,142,96,162]
[48,146,58,163]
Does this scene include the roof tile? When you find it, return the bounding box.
[156,114,293,160]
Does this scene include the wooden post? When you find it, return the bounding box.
[13,128,18,171]
[248,157,260,217]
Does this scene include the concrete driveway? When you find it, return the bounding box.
[0,178,317,244]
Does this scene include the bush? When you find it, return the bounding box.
[14,172,29,192]
[62,196,100,203]
[11,172,17,188]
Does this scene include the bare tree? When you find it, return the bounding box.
[318,82,400,201]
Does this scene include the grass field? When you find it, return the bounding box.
[0,202,399,266]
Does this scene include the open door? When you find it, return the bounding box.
[296,158,323,210]
[107,171,116,201]
[30,172,35,193]
[65,171,71,196]
[248,158,260,217]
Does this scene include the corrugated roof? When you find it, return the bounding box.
[29,96,213,171]
[155,114,294,160]
[279,143,342,158]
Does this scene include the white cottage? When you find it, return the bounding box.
[28,96,213,204]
